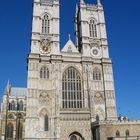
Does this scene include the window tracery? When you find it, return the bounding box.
[6,123,14,138]
[62,67,83,109]
[42,14,50,34]
[40,66,49,79]
[89,19,97,37]
[10,100,15,111]
[93,68,101,80]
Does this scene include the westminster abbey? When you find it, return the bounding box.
[0,0,140,140]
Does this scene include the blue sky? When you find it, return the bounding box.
[0,0,140,119]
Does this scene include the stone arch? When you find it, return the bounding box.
[88,18,98,38]
[8,113,15,119]
[88,17,98,24]
[40,66,49,79]
[38,107,50,131]
[38,107,49,117]
[69,132,84,140]
[40,12,51,19]
[62,65,82,78]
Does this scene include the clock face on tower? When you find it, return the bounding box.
[90,43,101,58]
[40,39,51,54]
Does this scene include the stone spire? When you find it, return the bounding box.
[80,0,85,4]
[68,34,71,40]
[97,0,102,6]
[5,80,11,95]
[76,4,78,13]
[75,4,78,17]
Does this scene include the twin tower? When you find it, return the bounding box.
[26,0,117,139]
[31,0,109,58]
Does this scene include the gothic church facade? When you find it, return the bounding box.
[26,0,116,139]
[1,0,140,140]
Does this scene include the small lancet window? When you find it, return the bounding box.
[126,130,130,137]
[42,14,50,34]
[8,103,12,111]
[93,68,101,80]
[11,101,15,111]
[89,19,97,38]
[116,130,120,137]
[40,66,49,79]
[44,114,49,131]
[19,123,23,138]
[6,123,14,138]
[18,101,24,111]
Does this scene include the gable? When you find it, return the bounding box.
[61,38,79,53]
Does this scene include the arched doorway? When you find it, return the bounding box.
[69,132,84,140]
[70,135,77,140]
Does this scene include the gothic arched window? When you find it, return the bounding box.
[40,66,49,79]
[9,103,12,111]
[116,130,120,137]
[62,67,83,109]
[42,14,50,34]
[18,101,24,111]
[19,123,23,139]
[6,123,14,138]
[11,100,15,111]
[93,68,101,80]
[89,19,97,38]
[44,114,49,131]
[126,130,130,137]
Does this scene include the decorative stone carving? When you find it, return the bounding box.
[39,92,50,105]
[94,92,104,104]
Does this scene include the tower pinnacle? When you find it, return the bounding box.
[80,0,85,4]
[97,0,102,6]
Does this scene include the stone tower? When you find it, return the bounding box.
[25,0,117,139]
[75,0,117,120]
[25,0,61,139]
[30,0,60,55]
